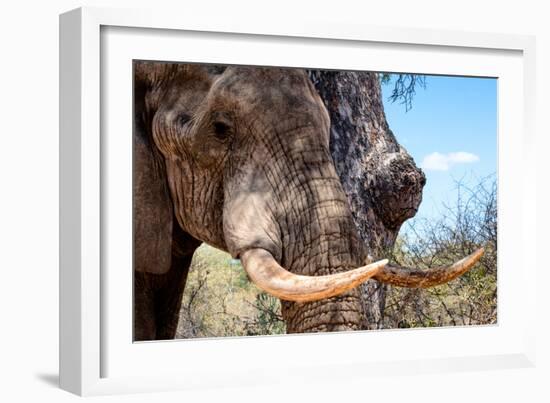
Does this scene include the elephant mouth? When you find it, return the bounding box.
[239,246,484,302]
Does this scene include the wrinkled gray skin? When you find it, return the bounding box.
[134,62,372,340]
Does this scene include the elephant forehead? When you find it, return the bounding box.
[215,67,310,98]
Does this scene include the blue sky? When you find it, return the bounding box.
[381,74,497,227]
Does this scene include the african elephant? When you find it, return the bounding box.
[133,61,483,341]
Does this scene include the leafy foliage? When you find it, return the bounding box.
[380,73,427,111]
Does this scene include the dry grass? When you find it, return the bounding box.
[176,244,285,339]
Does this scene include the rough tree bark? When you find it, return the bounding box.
[307,70,426,329]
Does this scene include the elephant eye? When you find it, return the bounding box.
[213,121,231,140]
[177,113,191,126]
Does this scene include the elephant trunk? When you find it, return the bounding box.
[223,122,378,332]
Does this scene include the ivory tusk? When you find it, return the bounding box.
[240,248,388,303]
[374,247,485,288]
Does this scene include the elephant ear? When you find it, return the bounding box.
[133,62,174,275]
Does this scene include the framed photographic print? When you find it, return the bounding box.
[59,6,537,396]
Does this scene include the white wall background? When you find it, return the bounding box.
[0,1,548,402]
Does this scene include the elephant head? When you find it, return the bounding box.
[134,61,483,336]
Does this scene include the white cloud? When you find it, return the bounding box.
[421,151,479,171]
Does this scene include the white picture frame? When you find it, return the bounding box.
[59,6,537,396]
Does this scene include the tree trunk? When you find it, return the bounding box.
[307,70,426,329]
